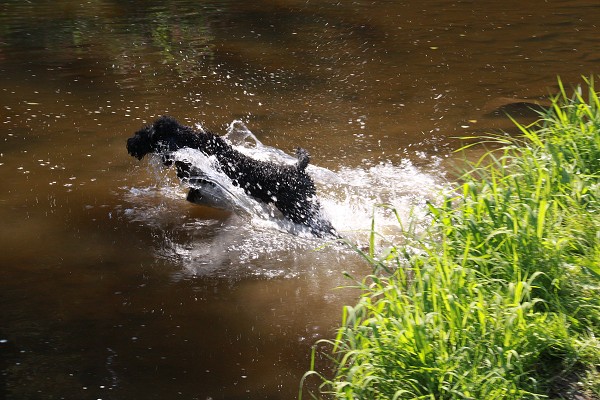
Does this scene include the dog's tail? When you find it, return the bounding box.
[295,148,310,170]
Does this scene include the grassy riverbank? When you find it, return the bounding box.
[303,78,600,399]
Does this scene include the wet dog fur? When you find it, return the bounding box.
[126,115,336,237]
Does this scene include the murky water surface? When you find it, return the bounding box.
[2,1,600,398]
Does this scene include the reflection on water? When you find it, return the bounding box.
[2,0,600,398]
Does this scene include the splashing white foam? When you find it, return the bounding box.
[122,121,445,278]
[319,159,442,243]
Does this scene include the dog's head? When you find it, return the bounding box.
[126,115,185,160]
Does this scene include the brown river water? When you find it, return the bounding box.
[2,1,600,399]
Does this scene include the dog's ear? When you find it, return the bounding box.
[295,148,310,170]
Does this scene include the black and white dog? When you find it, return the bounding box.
[126,116,336,237]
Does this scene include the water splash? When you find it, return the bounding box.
[320,160,442,239]
[122,121,445,278]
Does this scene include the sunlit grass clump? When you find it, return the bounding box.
[302,78,600,399]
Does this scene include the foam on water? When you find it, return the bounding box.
[346,163,443,246]
[122,121,446,278]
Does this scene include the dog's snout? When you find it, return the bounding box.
[126,135,151,160]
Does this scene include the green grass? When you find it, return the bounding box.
[301,77,600,399]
